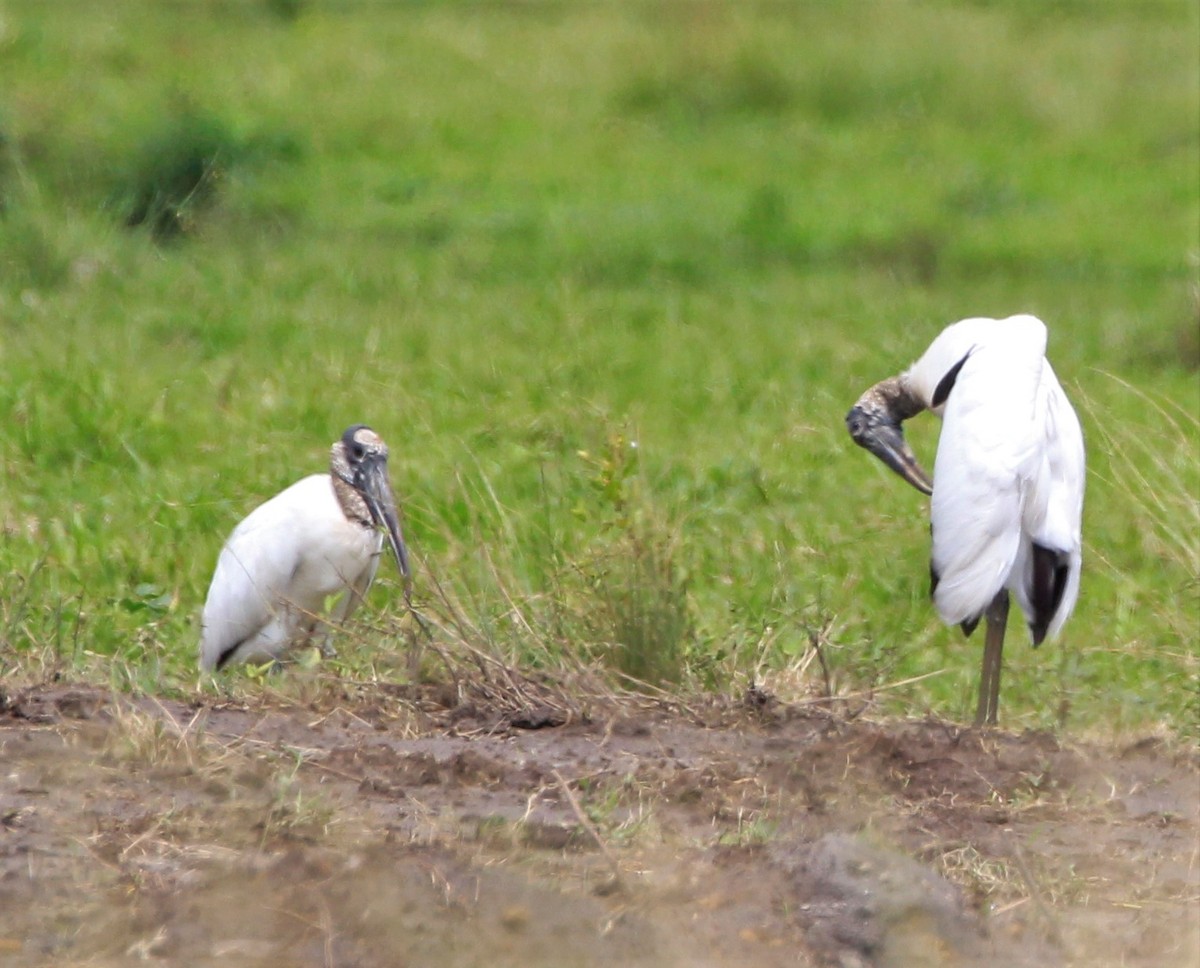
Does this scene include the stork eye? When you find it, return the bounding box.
[351,442,367,461]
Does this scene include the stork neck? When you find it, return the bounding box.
[332,473,374,529]
[879,375,928,422]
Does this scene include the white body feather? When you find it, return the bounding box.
[907,315,1084,641]
[199,474,384,671]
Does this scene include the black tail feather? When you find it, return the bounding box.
[1029,543,1070,646]
[215,639,244,671]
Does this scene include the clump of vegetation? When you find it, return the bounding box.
[618,49,792,123]
[117,108,237,240]
[0,118,15,214]
[568,432,692,686]
[264,0,307,22]
[407,427,692,705]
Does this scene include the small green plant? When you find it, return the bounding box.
[717,809,777,848]
[573,431,693,686]
[261,761,335,841]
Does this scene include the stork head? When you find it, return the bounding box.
[846,378,934,496]
[332,425,411,580]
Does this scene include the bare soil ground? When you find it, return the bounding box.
[0,681,1196,967]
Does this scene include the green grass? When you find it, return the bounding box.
[0,0,1196,738]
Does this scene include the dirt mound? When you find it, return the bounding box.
[0,683,1196,966]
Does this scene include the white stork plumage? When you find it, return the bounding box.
[199,425,411,672]
[846,314,1085,725]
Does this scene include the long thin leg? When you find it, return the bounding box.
[974,590,1010,727]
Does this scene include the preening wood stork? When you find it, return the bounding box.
[199,425,411,672]
[846,314,1085,725]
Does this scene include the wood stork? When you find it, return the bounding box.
[846,314,1084,725]
[199,425,411,672]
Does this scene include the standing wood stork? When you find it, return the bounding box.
[845,314,1084,725]
[199,425,411,672]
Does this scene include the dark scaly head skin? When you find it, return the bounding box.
[846,377,934,496]
[331,425,411,579]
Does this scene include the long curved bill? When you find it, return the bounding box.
[846,406,934,496]
[357,457,411,581]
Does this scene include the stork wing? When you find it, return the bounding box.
[198,475,329,671]
[929,325,1046,627]
[199,515,296,670]
[1011,363,1085,641]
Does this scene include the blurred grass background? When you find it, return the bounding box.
[0,0,1196,737]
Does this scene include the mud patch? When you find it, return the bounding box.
[0,684,1196,967]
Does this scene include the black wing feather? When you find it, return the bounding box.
[931,351,972,409]
[1028,543,1070,646]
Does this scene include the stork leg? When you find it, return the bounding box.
[974,590,1010,727]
